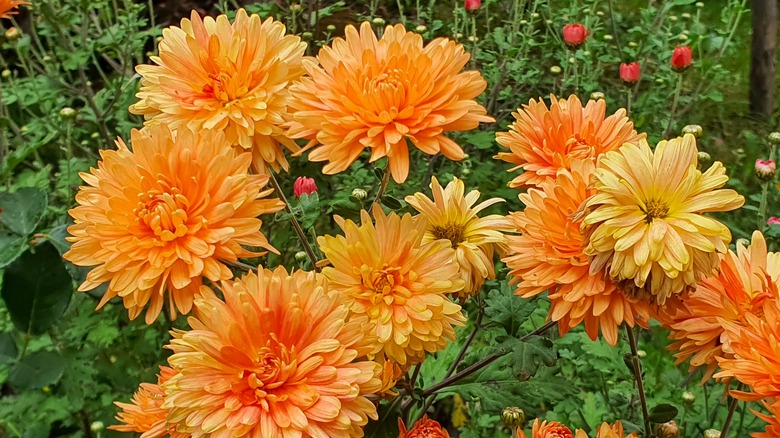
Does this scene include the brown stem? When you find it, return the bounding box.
[370,167,392,211]
[720,383,744,437]
[625,325,651,437]
[268,172,321,272]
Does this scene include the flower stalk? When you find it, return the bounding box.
[269,171,321,272]
[625,325,651,437]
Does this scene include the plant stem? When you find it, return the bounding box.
[268,172,321,272]
[397,0,406,25]
[625,325,651,437]
[721,384,744,437]
[370,167,392,211]
[223,259,259,272]
[664,74,683,139]
[757,144,777,231]
[626,88,633,117]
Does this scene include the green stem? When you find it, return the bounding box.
[268,172,321,272]
[757,144,777,231]
[626,88,633,117]
[370,167,392,212]
[664,74,683,138]
[396,0,406,25]
[625,325,651,437]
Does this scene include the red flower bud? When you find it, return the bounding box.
[620,62,641,84]
[563,24,589,48]
[755,158,776,181]
[293,176,318,198]
[768,216,780,225]
[464,0,481,12]
[671,45,693,71]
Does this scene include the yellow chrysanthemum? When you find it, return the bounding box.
[495,94,645,188]
[130,9,306,173]
[317,206,466,365]
[64,125,283,324]
[163,268,382,437]
[405,177,510,300]
[582,134,745,304]
[286,21,494,183]
[663,231,780,380]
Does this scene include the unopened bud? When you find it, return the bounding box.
[755,159,776,181]
[326,24,336,32]
[42,55,52,63]
[679,34,688,41]
[59,107,78,120]
[155,36,163,44]
[301,32,313,41]
[467,35,479,43]
[295,251,308,263]
[415,25,427,33]
[590,91,605,101]
[1,69,10,79]
[42,386,51,393]
[531,12,539,18]
[681,12,691,19]
[20,125,28,133]
[545,19,553,25]
[109,355,117,363]
[596,11,604,16]
[501,407,525,429]
[683,391,695,403]
[519,20,528,25]
[682,124,703,138]
[736,238,750,248]
[767,132,780,145]
[697,151,711,164]
[695,1,704,6]
[603,34,614,41]
[290,4,302,12]
[90,422,105,432]
[550,65,562,75]
[637,349,646,358]
[703,430,721,438]
[5,27,20,41]
[372,17,385,26]
[455,32,464,39]
[628,41,639,47]
[351,188,368,201]
[656,78,665,85]
[91,132,100,139]
[669,15,679,22]
[655,420,679,438]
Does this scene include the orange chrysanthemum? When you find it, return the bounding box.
[162,268,382,437]
[405,177,510,300]
[752,400,780,438]
[518,419,574,438]
[495,94,645,188]
[398,415,450,437]
[112,367,184,438]
[317,206,466,366]
[131,9,306,173]
[286,21,494,183]
[0,0,28,18]
[378,359,405,398]
[575,422,638,438]
[64,125,283,324]
[582,134,745,304]
[503,159,652,345]
[715,300,780,401]
[664,231,779,380]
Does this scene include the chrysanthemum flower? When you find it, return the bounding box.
[0,0,28,18]
[318,206,466,365]
[518,419,574,438]
[576,421,638,438]
[715,300,780,401]
[582,134,745,304]
[405,177,510,300]
[378,359,405,398]
[504,159,652,346]
[285,21,494,183]
[130,9,306,173]
[163,268,382,437]
[752,400,780,438]
[495,94,645,188]
[64,125,283,324]
[112,367,184,438]
[399,415,450,437]
[664,231,779,380]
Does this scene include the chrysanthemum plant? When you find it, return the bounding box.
[2,2,780,437]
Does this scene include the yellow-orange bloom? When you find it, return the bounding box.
[405,177,510,300]
[518,419,574,438]
[64,125,283,324]
[583,134,745,304]
[398,415,450,437]
[752,400,780,438]
[574,422,638,438]
[715,300,780,401]
[664,231,779,380]
[112,367,185,438]
[378,359,405,398]
[0,0,28,18]
[131,9,306,173]
[504,159,652,346]
[286,21,494,183]
[163,268,382,437]
[495,94,645,188]
[318,206,466,366]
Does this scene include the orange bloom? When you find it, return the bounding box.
[518,419,574,438]
[715,300,780,401]
[399,415,450,437]
[405,177,510,300]
[0,0,28,18]
[752,400,780,438]
[317,206,466,366]
[664,231,779,380]
[575,422,638,438]
[503,159,652,345]
[131,9,306,173]
[378,359,405,397]
[495,94,645,188]
[286,21,494,183]
[163,268,382,437]
[111,367,185,438]
[64,125,283,324]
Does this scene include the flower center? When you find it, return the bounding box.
[430,222,466,248]
[203,71,249,103]
[358,265,405,310]
[135,187,191,241]
[236,346,289,409]
[643,199,669,223]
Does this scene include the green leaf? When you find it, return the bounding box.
[8,350,65,390]
[380,195,404,210]
[484,284,538,337]
[648,403,679,423]
[299,192,321,229]
[496,335,556,377]
[1,242,73,335]
[0,232,27,268]
[330,198,361,213]
[0,332,17,365]
[0,187,48,236]
[21,424,50,438]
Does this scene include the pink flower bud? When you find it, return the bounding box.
[465,0,481,12]
[671,45,693,72]
[620,62,641,84]
[563,24,589,49]
[768,217,780,225]
[293,176,318,198]
[755,158,776,181]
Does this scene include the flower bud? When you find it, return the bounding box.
[502,407,525,429]
[550,65,562,75]
[562,23,589,49]
[620,62,641,85]
[683,391,695,403]
[455,32,464,39]
[628,41,639,47]
[351,188,368,201]
[681,12,691,19]
[767,217,780,226]
[637,350,646,358]
[603,34,614,41]
[20,125,28,133]
[326,24,336,32]
[531,12,539,18]
[695,1,704,6]
[1,69,10,79]
[596,11,605,16]
[590,92,605,101]
[736,238,750,248]
[545,19,553,25]
[519,19,528,25]
[293,176,318,198]
[669,15,679,22]
[90,421,105,432]
[59,107,78,120]
[42,386,51,393]
[91,132,100,139]
[767,132,780,145]
[301,31,313,41]
[465,0,481,13]
[671,45,693,72]
[290,3,302,12]
[372,17,385,26]
[109,355,117,363]
[467,35,479,43]
[656,78,665,85]
[704,430,721,438]
[295,251,308,263]
[655,420,679,438]
[5,27,20,41]
[682,124,703,138]
[756,159,776,181]
[42,55,52,63]
[415,25,427,33]
[697,151,711,164]
[679,34,688,41]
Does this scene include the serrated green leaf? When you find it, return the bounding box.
[2,242,73,335]
[299,192,321,229]
[0,188,48,236]
[9,350,65,390]
[0,332,17,365]
[648,403,678,423]
[485,284,538,337]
